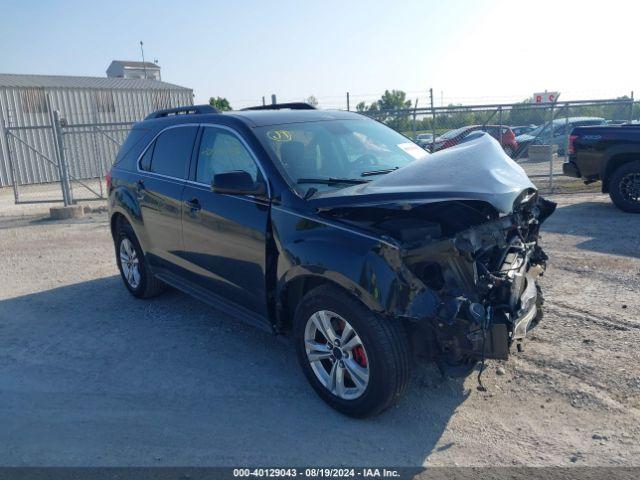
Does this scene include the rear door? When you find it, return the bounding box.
[137,125,198,269]
[180,125,271,322]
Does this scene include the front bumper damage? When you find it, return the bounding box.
[400,195,556,370]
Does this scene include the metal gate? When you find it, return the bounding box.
[1,95,134,205]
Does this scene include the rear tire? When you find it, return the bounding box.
[608,161,640,213]
[293,285,412,417]
[115,221,166,298]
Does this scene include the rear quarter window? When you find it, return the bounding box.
[113,125,150,167]
[149,126,198,179]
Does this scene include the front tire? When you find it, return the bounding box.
[608,161,640,213]
[115,221,165,298]
[293,285,412,417]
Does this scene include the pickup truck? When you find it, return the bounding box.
[563,124,640,212]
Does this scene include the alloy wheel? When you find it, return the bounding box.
[620,172,640,204]
[304,310,370,400]
[119,237,141,289]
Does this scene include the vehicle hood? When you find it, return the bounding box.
[310,134,536,214]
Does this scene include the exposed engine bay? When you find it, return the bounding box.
[319,191,557,376]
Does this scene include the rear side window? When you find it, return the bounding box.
[149,126,198,179]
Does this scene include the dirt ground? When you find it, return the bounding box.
[0,192,638,467]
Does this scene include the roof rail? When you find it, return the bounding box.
[145,104,220,120]
[241,102,316,111]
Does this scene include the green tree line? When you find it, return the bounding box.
[356,92,639,135]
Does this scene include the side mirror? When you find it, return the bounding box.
[212,171,265,196]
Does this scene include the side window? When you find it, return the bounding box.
[139,142,154,171]
[149,126,198,179]
[196,127,259,185]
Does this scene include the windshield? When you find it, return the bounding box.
[255,119,428,193]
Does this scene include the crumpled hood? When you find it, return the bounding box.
[311,134,536,214]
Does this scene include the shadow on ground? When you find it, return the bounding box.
[0,276,467,466]
[541,200,640,258]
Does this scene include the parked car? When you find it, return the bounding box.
[432,125,519,157]
[511,125,537,137]
[415,132,434,149]
[563,123,640,212]
[107,103,555,417]
[515,117,605,156]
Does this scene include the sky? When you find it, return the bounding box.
[1,0,639,109]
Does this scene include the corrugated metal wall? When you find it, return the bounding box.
[0,86,193,187]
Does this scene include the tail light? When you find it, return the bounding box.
[105,169,112,192]
[568,135,578,155]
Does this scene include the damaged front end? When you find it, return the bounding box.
[399,193,556,373]
[311,135,557,374]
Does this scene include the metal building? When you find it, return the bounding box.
[0,73,193,189]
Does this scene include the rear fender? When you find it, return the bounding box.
[601,146,640,192]
[109,183,146,248]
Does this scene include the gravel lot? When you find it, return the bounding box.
[0,192,638,467]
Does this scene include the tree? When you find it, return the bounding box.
[305,95,318,107]
[209,96,232,111]
[373,90,412,132]
[375,89,412,111]
[355,101,368,112]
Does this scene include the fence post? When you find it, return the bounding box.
[51,110,74,206]
[498,106,503,145]
[271,94,277,105]
[564,103,570,158]
[46,97,70,205]
[346,92,350,111]
[548,101,555,192]
[630,91,634,123]
[430,88,436,152]
[412,98,418,140]
[0,107,20,204]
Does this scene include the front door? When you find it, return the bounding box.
[181,125,270,320]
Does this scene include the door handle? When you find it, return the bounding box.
[136,179,145,199]
[186,197,201,212]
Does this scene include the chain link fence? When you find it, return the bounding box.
[2,93,637,206]
[361,97,637,194]
[2,111,135,205]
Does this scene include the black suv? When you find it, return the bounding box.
[108,103,555,417]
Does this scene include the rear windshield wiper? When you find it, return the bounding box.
[360,167,399,177]
[297,177,370,185]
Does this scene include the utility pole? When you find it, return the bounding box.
[140,41,147,79]
[346,92,350,111]
[430,88,436,152]
[271,94,277,105]
[262,96,266,106]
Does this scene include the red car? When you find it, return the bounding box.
[432,125,519,157]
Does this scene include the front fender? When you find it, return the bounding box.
[271,207,439,320]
